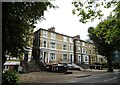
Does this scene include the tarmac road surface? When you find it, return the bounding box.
[66,71,120,83]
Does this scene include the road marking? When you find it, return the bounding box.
[104,77,117,82]
[94,76,100,78]
[70,80,77,83]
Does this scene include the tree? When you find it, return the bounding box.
[88,26,113,72]
[88,5,120,72]
[72,0,120,72]
[2,2,55,65]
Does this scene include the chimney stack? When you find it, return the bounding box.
[73,35,80,40]
[48,27,55,32]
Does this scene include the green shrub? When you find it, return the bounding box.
[2,70,20,85]
[112,61,120,69]
[102,62,108,68]
[102,62,120,69]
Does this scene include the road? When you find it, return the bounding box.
[67,72,120,83]
[19,69,120,83]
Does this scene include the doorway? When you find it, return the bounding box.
[78,54,81,64]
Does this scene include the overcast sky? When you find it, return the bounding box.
[34,0,114,40]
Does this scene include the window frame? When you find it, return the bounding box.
[50,42,56,49]
[43,31,47,38]
[51,33,56,39]
[82,48,86,54]
[82,42,85,46]
[63,44,68,50]
[62,54,68,61]
[90,50,92,54]
[49,53,56,61]
[85,56,88,61]
[69,45,72,51]
[78,47,81,52]
[43,40,47,48]
[63,36,67,42]
[69,38,73,43]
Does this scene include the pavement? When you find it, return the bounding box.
[19,69,120,83]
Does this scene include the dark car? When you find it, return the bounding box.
[57,63,68,72]
[90,63,103,70]
[58,63,68,68]
[46,64,52,72]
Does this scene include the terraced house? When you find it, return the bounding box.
[86,42,97,64]
[73,35,88,65]
[32,27,74,65]
[32,27,103,67]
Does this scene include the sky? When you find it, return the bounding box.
[34,0,114,40]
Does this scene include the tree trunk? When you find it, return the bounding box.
[106,55,113,72]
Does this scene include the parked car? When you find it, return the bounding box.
[90,63,103,70]
[58,62,68,68]
[46,63,68,73]
[68,63,81,71]
[46,64,53,72]
[67,63,74,69]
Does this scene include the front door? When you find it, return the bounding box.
[43,52,47,63]
[70,54,73,63]
[44,52,48,63]
[40,52,48,63]
[78,54,81,64]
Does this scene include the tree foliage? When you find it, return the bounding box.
[88,25,114,72]
[2,2,55,64]
[72,0,118,23]
[87,2,120,72]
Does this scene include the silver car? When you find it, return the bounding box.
[68,63,81,71]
